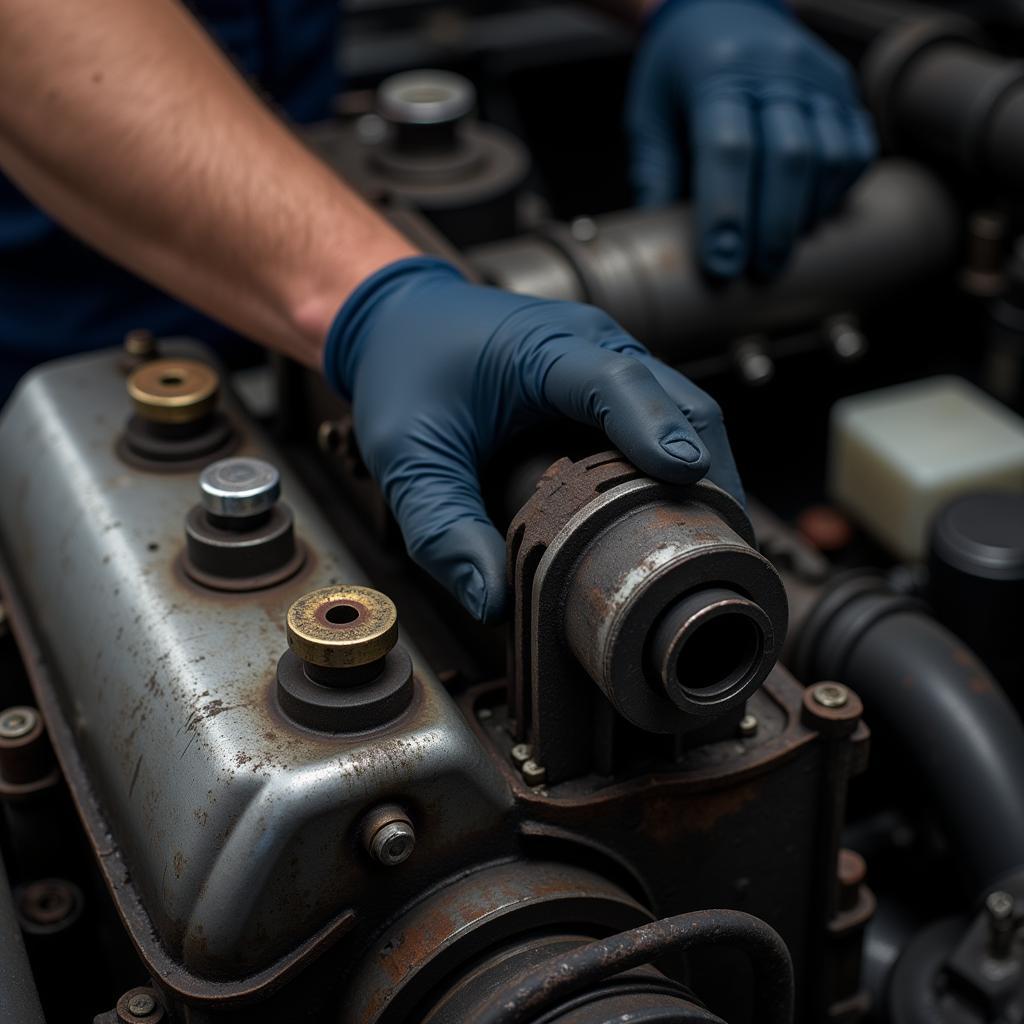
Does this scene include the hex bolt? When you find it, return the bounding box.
[986,890,1017,959]
[127,993,157,1017]
[0,706,37,740]
[199,457,281,519]
[521,759,547,786]
[368,817,416,867]
[812,683,849,709]
[510,743,533,767]
[738,713,759,738]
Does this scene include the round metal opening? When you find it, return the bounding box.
[325,604,360,626]
[676,611,761,696]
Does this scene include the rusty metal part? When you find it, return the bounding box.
[116,987,165,1023]
[473,908,794,1024]
[127,359,220,426]
[362,805,416,867]
[508,452,787,782]
[286,585,399,669]
[0,343,512,1011]
[0,704,58,795]
[812,683,850,710]
[336,861,654,1024]
[183,503,305,592]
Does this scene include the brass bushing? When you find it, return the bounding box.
[127,358,219,425]
[286,586,399,669]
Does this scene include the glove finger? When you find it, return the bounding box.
[691,90,757,278]
[382,438,509,623]
[633,352,745,504]
[754,98,815,276]
[541,341,712,484]
[627,99,683,207]
[809,98,874,224]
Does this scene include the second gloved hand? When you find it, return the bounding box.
[324,256,742,623]
[627,0,877,278]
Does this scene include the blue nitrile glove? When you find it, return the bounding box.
[627,0,877,278]
[324,256,743,623]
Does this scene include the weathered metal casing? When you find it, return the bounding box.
[0,347,512,1006]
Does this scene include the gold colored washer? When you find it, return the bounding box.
[127,358,219,425]
[286,585,399,669]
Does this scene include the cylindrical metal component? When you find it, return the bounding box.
[562,484,786,732]
[377,69,475,155]
[286,585,399,671]
[0,706,54,787]
[126,358,219,425]
[468,161,957,357]
[797,575,1024,891]
[199,457,280,519]
[928,492,1024,689]
[364,807,416,868]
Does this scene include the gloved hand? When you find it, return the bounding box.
[324,256,742,622]
[627,0,877,278]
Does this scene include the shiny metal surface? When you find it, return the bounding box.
[0,347,511,983]
[198,457,280,518]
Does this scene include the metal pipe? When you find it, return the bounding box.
[468,161,958,358]
[474,908,794,1024]
[796,575,1024,892]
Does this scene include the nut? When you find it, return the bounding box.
[738,713,758,738]
[812,683,849,709]
[127,993,157,1017]
[286,586,399,669]
[510,743,533,767]
[368,818,416,866]
[127,358,219,425]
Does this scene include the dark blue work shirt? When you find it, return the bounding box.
[0,0,341,398]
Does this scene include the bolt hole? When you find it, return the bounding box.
[677,613,760,694]
[325,604,359,625]
[159,374,185,387]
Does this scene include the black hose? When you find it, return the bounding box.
[0,848,45,1024]
[798,576,1024,892]
[473,909,794,1024]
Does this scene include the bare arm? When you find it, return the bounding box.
[0,0,417,368]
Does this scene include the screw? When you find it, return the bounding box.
[812,683,849,709]
[738,713,758,738]
[570,217,598,243]
[521,759,547,786]
[986,890,1017,959]
[0,706,37,740]
[127,992,157,1017]
[510,743,532,767]
[369,819,415,867]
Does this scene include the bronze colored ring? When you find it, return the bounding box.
[286,585,399,668]
[127,358,219,425]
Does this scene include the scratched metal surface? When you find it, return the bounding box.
[0,347,511,980]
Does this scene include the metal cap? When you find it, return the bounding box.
[377,70,475,126]
[127,358,219,425]
[287,586,399,669]
[200,458,281,518]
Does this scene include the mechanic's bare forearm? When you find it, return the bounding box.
[0,0,416,367]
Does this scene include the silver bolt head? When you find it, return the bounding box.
[199,457,280,518]
[987,890,1016,921]
[126,992,157,1017]
[378,70,475,126]
[521,759,547,786]
[738,713,759,737]
[510,743,533,766]
[812,683,849,709]
[370,820,415,867]
[0,706,37,740]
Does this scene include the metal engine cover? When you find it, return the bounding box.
[0,347,512,998]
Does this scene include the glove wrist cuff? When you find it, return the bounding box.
[645,0,788,32]
[323,255,466,399]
